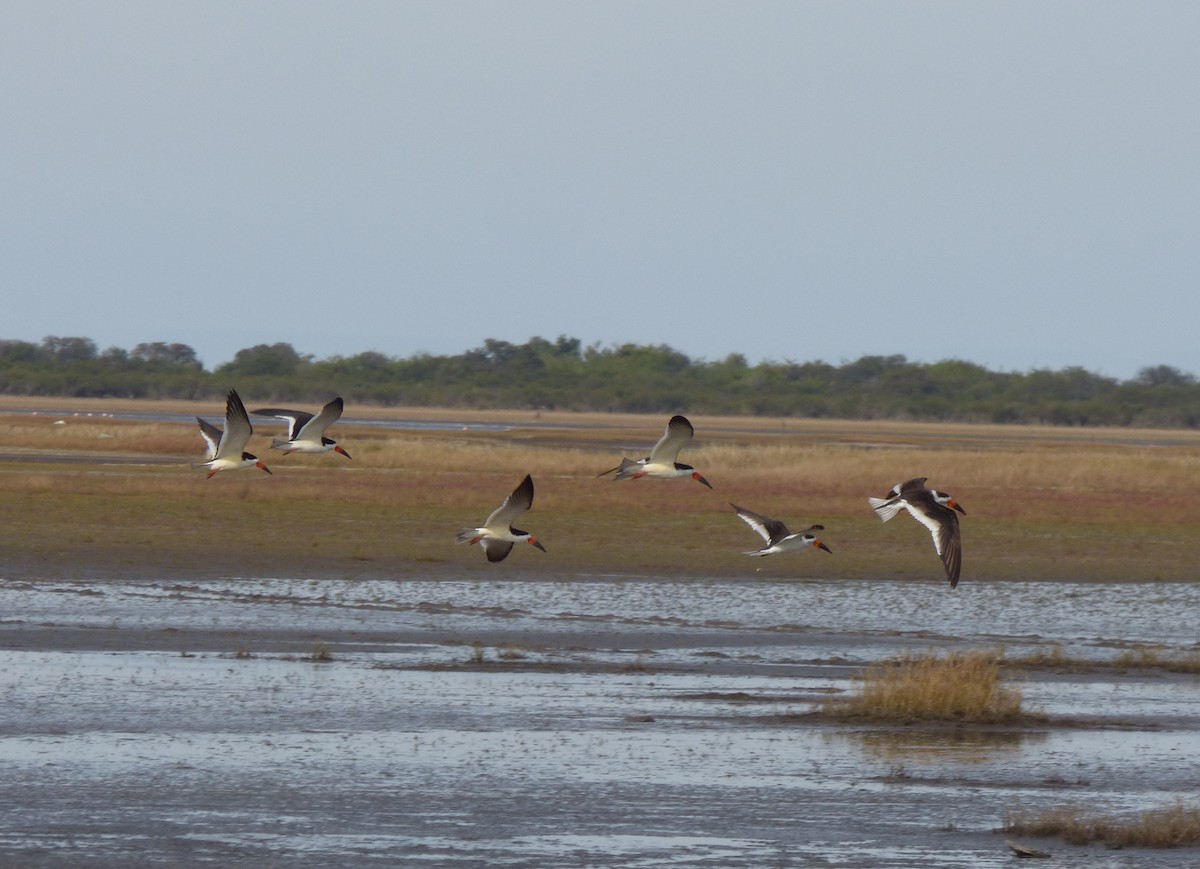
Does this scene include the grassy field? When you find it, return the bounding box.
[1,396,1198,583]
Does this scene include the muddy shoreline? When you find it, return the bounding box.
[2,573,1199,867]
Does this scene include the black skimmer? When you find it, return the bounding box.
[597,414,712,489]
[195,416,223,463]
[250,397,351,458]
[868,477,965,587]
[455,474,546,562]
[731,503,832,557]
[192,389,272,478]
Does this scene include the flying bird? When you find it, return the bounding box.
[597,414,712,489]
[192,389,272,478]
[731,503,832,557]
[455,474,546,562]
[868,477,965,587]
[195,416,223,463]
[251,397,351,458]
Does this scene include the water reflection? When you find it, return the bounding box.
[835,728,1046,765]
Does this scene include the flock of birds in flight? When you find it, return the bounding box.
[195,390,967,587]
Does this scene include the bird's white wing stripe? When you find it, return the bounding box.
[908,507,947,556]
[735,510,773,544]
[220,391,254,456]
[484,499,523,530]
[307,399,343,437]
[648,416,693,463]
[281,414,309,440]
[197,419,222,461]
[484,476,534,531]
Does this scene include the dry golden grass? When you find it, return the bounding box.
[824,650,1028,723]
[1005,645,1090,672]
[0,400,1197,581]
[1005,644,1200,675]
[1004,798,1200,848]
[1111,647,1200,674]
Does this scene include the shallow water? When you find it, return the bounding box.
[13,575,1200,650]
[1,575,1198,867]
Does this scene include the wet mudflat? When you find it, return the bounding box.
[2,575,1199,868]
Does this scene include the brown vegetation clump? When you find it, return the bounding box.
[826,650,1026,723]
[1003,644,1200,675]
[1004,798,1200,848]
[1111,647,1200,674]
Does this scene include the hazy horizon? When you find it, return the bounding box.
[5,3,1197,381]
[4,330,1195,383]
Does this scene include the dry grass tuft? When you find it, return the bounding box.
[826,650,1027,723]
[1004,798,1200,848]
[1003,644,1200,675]
[1114,647,1164,669]
[1006,644,1092,672]
[1109,646,1200,674]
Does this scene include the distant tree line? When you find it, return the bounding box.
[2,334,1199,428]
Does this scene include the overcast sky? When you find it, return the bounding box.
[3,2,1197,379]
